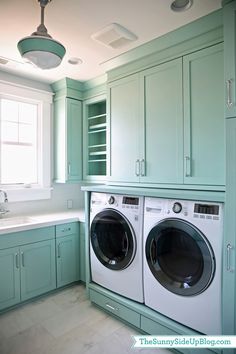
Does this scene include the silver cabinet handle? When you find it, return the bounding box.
[226,79,233,108]
[185,156,191,177]
[21,252,25,267]
[68,162,71,175]
[61,227,71,233]
[57,243,61,258]
[105,303,118,312]
[140,159,145,177]
[227,243,234,272]
[15,253,20,269]
[135,159,140,176]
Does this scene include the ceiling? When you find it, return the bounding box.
[0,0,222,84]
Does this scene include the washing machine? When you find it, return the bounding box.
[143,197,223,334]
[90,192,144,303]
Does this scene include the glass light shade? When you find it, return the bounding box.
[17,36,66,69]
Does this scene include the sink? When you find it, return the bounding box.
[0,216,35,228]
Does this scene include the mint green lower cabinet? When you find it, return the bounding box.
[141,315,178,336]
[79,223,86,283]
[20,239,56,301]
[90,289,140,328]
[0,247,20,310]
[0,226,56,311]
[56,223,79,287]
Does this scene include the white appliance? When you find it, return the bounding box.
[90,192,144,303]
[143,197,224,334]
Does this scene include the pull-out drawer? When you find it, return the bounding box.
[90,289,140,328]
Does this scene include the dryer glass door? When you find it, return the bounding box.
[145,218,215,296]
[91,210,136,270]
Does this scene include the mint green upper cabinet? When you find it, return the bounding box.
[56,223,79,287]
[141,58,183,184]
[183,43,225,186]
[108,74,141,182]
[0,247,20,310]
[54,97,82,183]
[223,0,236,118]
[20,239,56,301]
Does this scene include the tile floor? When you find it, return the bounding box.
[0,284,172,354]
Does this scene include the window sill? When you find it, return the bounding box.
[3,187,53,202]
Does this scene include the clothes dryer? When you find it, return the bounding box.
[143,197,223,334]
[90,192,144,303]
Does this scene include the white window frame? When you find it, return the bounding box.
[0,80,53,202]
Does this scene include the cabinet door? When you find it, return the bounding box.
[141,58,183,184]
[0,247,20,310]
[20,239,56,301]
[223,0,236,118]
[56,233,79,287]
[54,97,82,183]
[67,98,82,181]
[79,223,86,283]
[183,43,225,186]
[223,117,236,336]
[108,74,141,182]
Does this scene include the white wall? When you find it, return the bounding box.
[7,183,85,216]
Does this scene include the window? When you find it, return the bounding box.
[0,80,53,201]
[1,98,38,184]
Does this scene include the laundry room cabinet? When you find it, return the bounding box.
[54,97,82,183]
[56,222,80,287]
[183,43,225,186]
[108,43,225,188]
[108,74,141,182]
[223,0,236,118]
[0,227,56,310]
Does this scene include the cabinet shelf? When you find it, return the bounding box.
[88,113,106,120]
[89,151,106,156]
[89,123,107,130]
[88,128,106,134]
[89,159,107,163]
[89,144,106,149]
[84,97,107,178]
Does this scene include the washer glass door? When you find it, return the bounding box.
[145,218,215,296]
[91,209,136,270]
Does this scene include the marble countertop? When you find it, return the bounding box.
[0,209,85,235]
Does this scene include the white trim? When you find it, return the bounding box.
[0,80,53,103]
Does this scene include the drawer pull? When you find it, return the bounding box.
[62,227,71,232]
[105,303,118,312]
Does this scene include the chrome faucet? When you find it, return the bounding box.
[0,190,9,217]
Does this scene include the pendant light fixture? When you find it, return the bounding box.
[17,0,66,70]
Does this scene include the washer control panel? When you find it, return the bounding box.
[145,197,223,222]
[172,202,182,214]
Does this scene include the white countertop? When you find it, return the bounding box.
[0,209,85,235]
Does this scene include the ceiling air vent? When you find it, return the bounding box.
[91,23,137,49]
